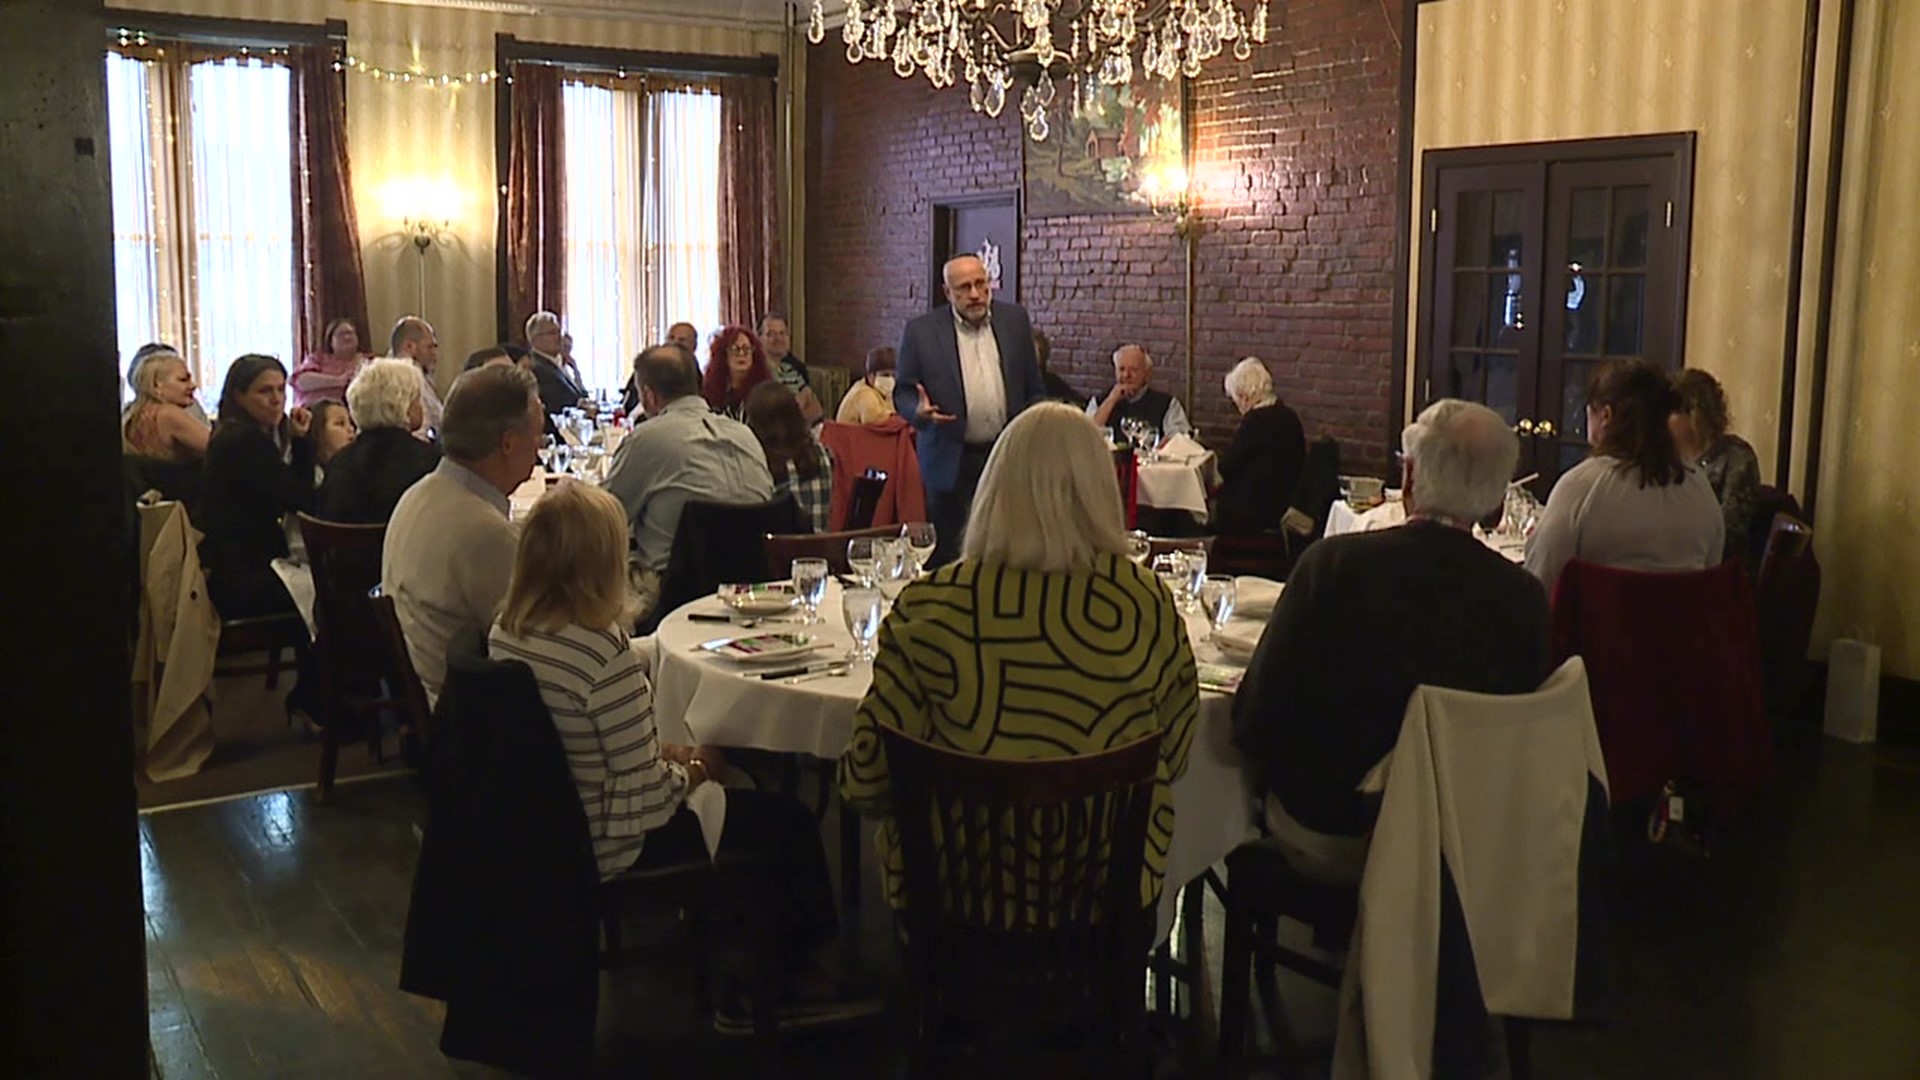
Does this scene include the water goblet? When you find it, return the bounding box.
[1125,529,1152,566]
[900,522,937,574]
[791,558,829,625]
[1199,574,1238,643]
[846,537,878,588]
[1151,553,1190,609]
[841,587,884,664]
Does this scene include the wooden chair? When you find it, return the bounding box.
[297,513,393,798]
[1217,843,1358,1071]
[1209,531,1293,580]
[879,728,1164,1078]
[844,469,888,530]
[368,587,433,750]
[213,611,309,691]
[1754,514,1820,730]
[639,498,808,635]
[764,526,899,577]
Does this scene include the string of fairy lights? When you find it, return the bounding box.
[111,26,507,89]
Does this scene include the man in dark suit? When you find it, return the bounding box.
[525,310,587,420]
[893,254,1046,565]
[1231,399,1550,885]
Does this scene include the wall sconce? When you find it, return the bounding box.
[1139,163,1197,239]
[401,217,451,316]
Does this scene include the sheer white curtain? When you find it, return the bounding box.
[647,90,722,357]
[562,81,647,396]
[188,59,295,393]
[107,54,158,399]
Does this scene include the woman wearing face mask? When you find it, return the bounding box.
[835,346,899,425]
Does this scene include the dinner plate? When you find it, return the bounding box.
[697,632,828,665]
[717,582,800,618]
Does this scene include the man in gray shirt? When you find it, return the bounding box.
[602,344,772,617]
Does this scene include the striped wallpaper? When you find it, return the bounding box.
[115,0,785,394]
[1410,0,1810,477]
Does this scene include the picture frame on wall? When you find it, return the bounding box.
[1024,75,1187,218]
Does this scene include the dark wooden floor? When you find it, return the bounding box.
[143,742,1920,1078]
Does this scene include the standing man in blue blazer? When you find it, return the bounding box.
[893,254,1047,566]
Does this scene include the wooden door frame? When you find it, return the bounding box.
[927,189,1022,309]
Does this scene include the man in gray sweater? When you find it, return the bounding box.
[383,363,544,702]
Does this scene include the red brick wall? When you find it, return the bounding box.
[805,0,1403,469]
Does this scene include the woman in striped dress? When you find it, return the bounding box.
[489,482,878,1032]
[838,402,1200,915]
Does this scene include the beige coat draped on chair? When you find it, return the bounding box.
[134,499,219,781]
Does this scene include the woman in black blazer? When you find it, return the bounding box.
[1213,357,1306,535]
[317,358,441,524]
[195,355,315,619]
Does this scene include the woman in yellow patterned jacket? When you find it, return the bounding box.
[838,401,1199,915]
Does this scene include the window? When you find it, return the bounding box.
[561,80,721,394]
[107,50,295,400]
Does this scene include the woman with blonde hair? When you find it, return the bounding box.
[839,402,1199,914]
[123,349,211,464]
[488,482,877,1032]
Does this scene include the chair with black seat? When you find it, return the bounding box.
[638,498,809,635]
[764,526,899,578]
[1754,514,1820,732]
[844,469,889,531]
[213,611,309,691]
[369,586,433,754]
[1280,437,1342,558]
[1745,486,1802,571]
[402,629,784,1076]
[880,727,1164,1078]
[1209,531,1293,580]
[1217,843,1358,1072]
[297,513,393,798]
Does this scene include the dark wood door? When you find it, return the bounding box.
[930,192,1019,308]
[1416,135,1694,491]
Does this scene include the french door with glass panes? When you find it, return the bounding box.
[1416,136,1694,493]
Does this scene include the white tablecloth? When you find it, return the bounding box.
[1135,451,1218,522]
[1324,496,1528,562]
[651,581,1260,939]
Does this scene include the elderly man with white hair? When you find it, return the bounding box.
[1088,343,1191,443]
[316,358,443,524]
[525,310,588,420]
[1212,356,1307,534]
[1230,399,1550,885]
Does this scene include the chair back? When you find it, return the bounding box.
[807,363,853,419]
[765,526,898,577]
[878,727,1162,1061]
[1210,531,1293,579]
[1286,436,1342,541]
[1548,559,1772,805]
[641,498,808,634]
[1745,486,1803,569]
[369,586,433,744]
[1113,447,1139,530]
[844,469,889,530]
[1754,514,1820,721]
[297,513,388,711]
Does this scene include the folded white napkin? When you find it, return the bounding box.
[1158,433,1208,462]
[685,781,728,859]
[1234,576,1285,620]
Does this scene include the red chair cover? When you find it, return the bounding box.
[1548,560,1774,805]
[1113,449,1139,530]
[818,417,926,531]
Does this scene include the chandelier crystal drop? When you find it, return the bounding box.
[807,0,1270,141]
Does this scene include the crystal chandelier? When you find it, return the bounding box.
[806,0,1269,142]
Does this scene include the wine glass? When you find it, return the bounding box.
[847,537,878,587]
[841,587,884,663]
[1199,574,1238,643]
[1124,529,1152,566]
[1151,553,1190,610]
[1182,546,1209,607]
[900,522,937,574]
[537,434,555,473]
[791,558,829,625]
[874,538,912,600]
[551,441,572,476]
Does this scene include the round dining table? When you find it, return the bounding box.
[650,577,1268,941]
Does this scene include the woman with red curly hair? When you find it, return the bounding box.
[701,325,772,421]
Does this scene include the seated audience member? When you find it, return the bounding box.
[489,482,877,1029]
[1088,344,1191,443]
[388,315,443,438]
[384,363,543,703]
[624,322,698,415]
[747,383,835,533]
[123,349,210,464]
[839,403,1199,914]
[306,399,357,484]
[1525,358,1725,590]
[196,354,316,620]
[1232,399,1550,884]
[1670,368,1762,565]
[463,346,512,372]
[604,345,773,618]
[318,359,441,524]
[526,311,588,419]
[760,312,824,426]
[835,347,899,425]
[291,316,370,408]
[124,342,208,425]
[702,325,773,422]
[1032,329,1081,403]
[1212,356,1306,535]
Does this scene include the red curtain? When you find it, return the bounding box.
[289,45,370,357]
[717,76,781,327]
[506,62,566,342]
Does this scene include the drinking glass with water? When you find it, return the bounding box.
[842,587,884,663]
[900,522,937,574]
[1200,574,1238,642]
[846,537,878,587]
[791,558,829,624]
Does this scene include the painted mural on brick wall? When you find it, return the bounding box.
[1024,76,1185,217]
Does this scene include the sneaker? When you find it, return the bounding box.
[711,987,884,1035]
